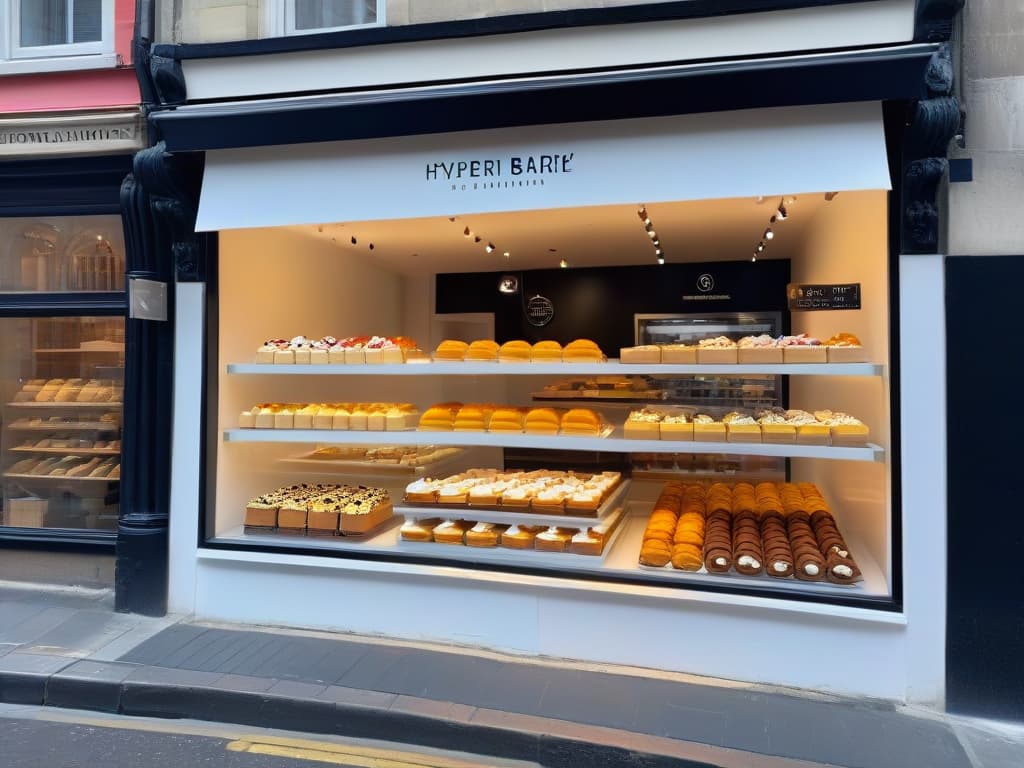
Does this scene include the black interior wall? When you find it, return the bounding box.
[436,260,790,353]
[945,254,1024,720]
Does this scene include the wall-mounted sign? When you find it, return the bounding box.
[682,271,731,302]
[525,295,555,327]
[0,111,145,158]
[426,153,574,195]
[788,283,861,311]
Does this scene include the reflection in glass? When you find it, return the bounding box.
[294,0,375,30]
[20,0,102,47]
[1,216,124,292]
[1,317,124,531]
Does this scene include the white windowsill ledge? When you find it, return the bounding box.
[0,53,119,77]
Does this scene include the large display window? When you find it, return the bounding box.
[207,188,895,607]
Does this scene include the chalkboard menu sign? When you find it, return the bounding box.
[788,283,861,311]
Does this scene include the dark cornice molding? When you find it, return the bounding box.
[152,0,886,62]
[913,0,965,43]
[149,45,940,153]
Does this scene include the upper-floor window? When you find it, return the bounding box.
[2,0,114,72]
[271,0,382,36]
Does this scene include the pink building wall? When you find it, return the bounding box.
[0,0,141,114]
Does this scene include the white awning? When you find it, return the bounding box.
[196,101,891,232]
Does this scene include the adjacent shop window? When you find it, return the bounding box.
[4,0,112,60]
[0,216,125,292]
[286,0,380,33]
[0,316,124,531]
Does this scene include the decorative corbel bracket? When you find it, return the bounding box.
[901,42,962,253]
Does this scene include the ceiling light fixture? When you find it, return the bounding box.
[498,275,519,294]
[776,202,789,220]
[764,229,774,240]
[559,259,568,269]
[749,195,794,263]
[638,203,668,264]
[485,243,495,253]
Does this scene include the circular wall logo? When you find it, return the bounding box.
[697,273,715,292]
[526,295,555,327]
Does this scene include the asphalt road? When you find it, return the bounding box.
[0,704,532,768]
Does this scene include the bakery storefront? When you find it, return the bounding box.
[141,14,958,703]
[0,109,145,590]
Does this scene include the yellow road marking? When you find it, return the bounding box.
[227,739,451,767]
[19,708,502,768]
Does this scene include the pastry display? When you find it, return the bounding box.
[624,407,662,439]
[5,455,120,479]
[692,414,727,441]
[757,410,797,443]
[454,404,494,431]
[434,339,470,361]
[466,340,499,361]
[638,481,862,584]
[560,408,604,436]
[824,332,867,362]
[418,403,461,431]
[619,345,662,364]
[530,340,563,361]
[723,412,761,443]
[488,407,526,432]
[609,332,864,366]
[524,407,561,434]
[777,334,826,363]
[257,335,419,364]
[403,469,622,513]
[240,403,418,431]
[814,410,871,446]
[498,340,532,362]
[465,521,509,547]
[432,519,471,544]
[12,378,120,404]
[244,483,393,535]
[400,517,441,542]
[696,336,738,364]
[562,339,606,363]
[500,524,546,549]
[737,335,783,364]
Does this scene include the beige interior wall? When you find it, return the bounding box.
[789,190,892,588]
[216,227,409,533]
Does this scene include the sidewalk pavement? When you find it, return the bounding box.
[1,583,1021,768]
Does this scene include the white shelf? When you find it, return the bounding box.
[6,402,122,408]
[10,447,120,456]
[395,480,630,529]
[227,361,884,377]
[211,506,887,599]
[224,428,885,462]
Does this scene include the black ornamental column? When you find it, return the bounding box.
[115,142,205,615]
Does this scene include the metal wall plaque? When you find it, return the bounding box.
[788,282,861,311]
[129,278,168,321]
[525,295,555,327]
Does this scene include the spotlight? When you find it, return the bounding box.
[751,255,757,262]
[498,275,519,294]
[474,236,482,243]
[559,259,568,269]
[776,203,788,220]
[647,231,657,240]
[655,248,663,257]
[756,242,765,253]
[638,207,648,220]
[764,229,774,241]
[503,251,510,258]
[485,243,495,253]
[657,256,665,265]
[464,227,471,237]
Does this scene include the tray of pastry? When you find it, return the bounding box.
[635,480,864,587]
[397,504,628,563]
[278,445,466,476]
[400,470,627,520]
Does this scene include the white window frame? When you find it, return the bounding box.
[1,0,115,73]
[262,0,385,38]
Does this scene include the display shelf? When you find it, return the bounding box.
[10,447,120,456]
[603,514,887,597]
[395,479,631,529]
[278,447,468,477]
[224,428,885,462]
[227,361,884,377]
[5,402,123,408]
[211,506,887,598]
[6,422,120,432]
[3,472,119,482]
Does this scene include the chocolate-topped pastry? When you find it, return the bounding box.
[825,550,863,584]
[788,515,825,581]
[760,516,794,578]
[732,515,764,576]
[703,511,733,572]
